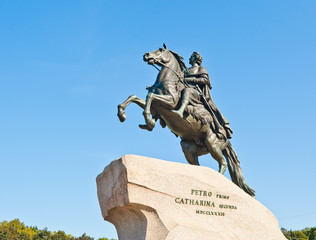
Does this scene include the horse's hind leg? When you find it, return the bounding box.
[180,140,200,165]
[118,95,146,122]
[205,130,227,174]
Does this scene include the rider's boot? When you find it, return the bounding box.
[172,99,189,119]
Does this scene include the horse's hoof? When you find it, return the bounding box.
[117,105,126,122]
[139,124,153,131]
[146,118,156,129]
[118,112,126,122]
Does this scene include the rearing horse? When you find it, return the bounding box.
[117,44,255,197]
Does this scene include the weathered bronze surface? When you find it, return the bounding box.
[117,44,255,197]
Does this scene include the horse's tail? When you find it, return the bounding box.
[222,142,255,197]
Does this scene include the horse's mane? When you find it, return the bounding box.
[169,50,187,72]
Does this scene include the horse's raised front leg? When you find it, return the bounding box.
[142,92,177,130]
[141,92,156,130]
[117,95,146,122]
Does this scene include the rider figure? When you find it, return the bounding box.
[172,52,233,139]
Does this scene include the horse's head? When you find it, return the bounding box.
[143,43,172,66]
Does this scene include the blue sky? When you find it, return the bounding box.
[0,0,315,239]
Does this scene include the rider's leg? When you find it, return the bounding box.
[204,130,227,174]
[171,89,191,118]
[172,99,189,118]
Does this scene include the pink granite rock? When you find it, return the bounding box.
[96,155,286,240]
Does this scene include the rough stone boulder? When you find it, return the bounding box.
[96,154,286,240]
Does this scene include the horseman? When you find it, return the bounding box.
[117,45,255,196]
[172,52,233,140]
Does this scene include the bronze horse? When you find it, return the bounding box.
[117,44,255,197]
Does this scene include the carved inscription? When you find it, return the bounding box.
[174,189,237,216]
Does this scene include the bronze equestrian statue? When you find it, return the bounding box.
[117,44,255,197]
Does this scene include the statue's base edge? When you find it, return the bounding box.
[96,154,286,240]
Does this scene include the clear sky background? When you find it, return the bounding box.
[0,0,315,239]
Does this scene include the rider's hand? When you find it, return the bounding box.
[184,77,195,83]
